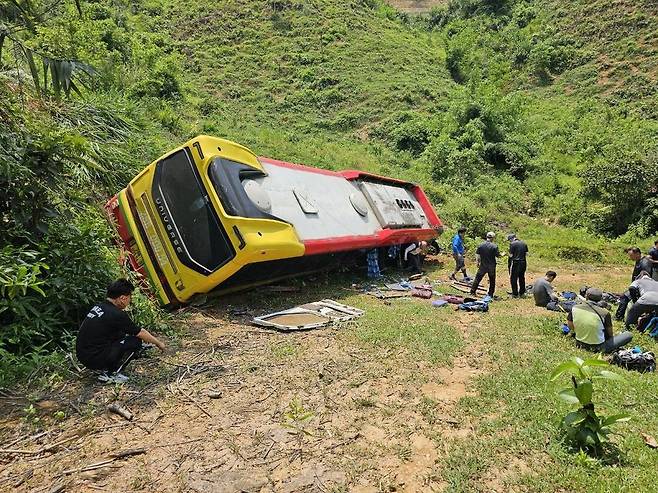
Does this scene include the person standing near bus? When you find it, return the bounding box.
[470,232,502,298]
[450,227,470,282]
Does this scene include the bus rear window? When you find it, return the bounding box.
[151,149,234,274]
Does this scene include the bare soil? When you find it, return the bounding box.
[0,259,628,492]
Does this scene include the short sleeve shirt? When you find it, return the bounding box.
[476,241,500,269]
[76,301,140,363]
[568,303,611,345]
[632,257,654,281]
[509,240,528,261]
[452,234,465,255]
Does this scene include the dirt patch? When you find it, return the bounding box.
[0,285,493,492]
[388,0,448,13]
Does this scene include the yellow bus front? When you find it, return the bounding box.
[121,135,305,305]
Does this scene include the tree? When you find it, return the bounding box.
[0,0,95,100]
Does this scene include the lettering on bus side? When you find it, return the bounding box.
[154,197,184,255]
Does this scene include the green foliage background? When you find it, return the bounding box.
[0,0,656,382]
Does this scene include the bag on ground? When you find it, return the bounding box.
[611,349,656,373]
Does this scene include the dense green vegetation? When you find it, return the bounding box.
[0,0,656,382]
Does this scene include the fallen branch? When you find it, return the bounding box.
[0,430,50,450]
[57,449,146,477]
[176,384,213,418]
[0,435,78,456]
[107,402,133,421]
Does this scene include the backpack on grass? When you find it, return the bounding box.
[611,349,656,373]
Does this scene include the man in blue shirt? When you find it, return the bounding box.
[450,227,470,282]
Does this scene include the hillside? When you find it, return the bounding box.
[546,0,658,117]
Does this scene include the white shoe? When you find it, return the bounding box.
[98,372,129,384]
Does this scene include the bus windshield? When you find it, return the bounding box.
[151,149,234,274]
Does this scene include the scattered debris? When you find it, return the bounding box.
[207,390,223,399]
[262,285,301,293]
[253,299,364,331]
[642,433,658,448]
[0,435,78,456]
[451,281,487,295]
[58,448,146,477]
[107,403,133,421]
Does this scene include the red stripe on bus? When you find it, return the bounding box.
[302,228,438,256]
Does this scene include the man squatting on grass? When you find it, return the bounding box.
[616,247,654,320]
[404,241,428,275]
[76,279,166,384]
[568,288,632,354]
[626,271,658,329]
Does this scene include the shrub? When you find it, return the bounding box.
[550,357,629,455]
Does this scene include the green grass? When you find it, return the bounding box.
[435,307,658,492]
[350,294,462,365]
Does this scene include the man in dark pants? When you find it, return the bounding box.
[470,232,501,298]
[626,291,658,329]
[450,227,469,282]
[507,233,529,298]
[76,279,166,384]
[616,247,655,320]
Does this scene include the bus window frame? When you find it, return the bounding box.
[151,148,235,275]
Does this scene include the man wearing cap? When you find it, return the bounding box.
[568,288,632,353]
[507,233,529,298]
[470,232,502,297]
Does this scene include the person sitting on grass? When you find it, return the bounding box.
[533,271,558,307]
[568,288,632,354]
[76,279,166,384]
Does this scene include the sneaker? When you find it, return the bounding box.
[463,276,472,282]
[98,372,129,384]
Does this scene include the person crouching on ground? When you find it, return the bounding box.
[76,279,166,384]
[568,288,632,353]
[533,271,558,307]
[450,227,470,282]
[625,271,658,330]
[404,241,428,275]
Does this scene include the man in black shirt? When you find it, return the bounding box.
[76,279,166,383]
[507,233,529,298]
[648,240,658,281]
[470,232,501,297]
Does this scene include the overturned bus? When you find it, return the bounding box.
[105,135,443,306]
